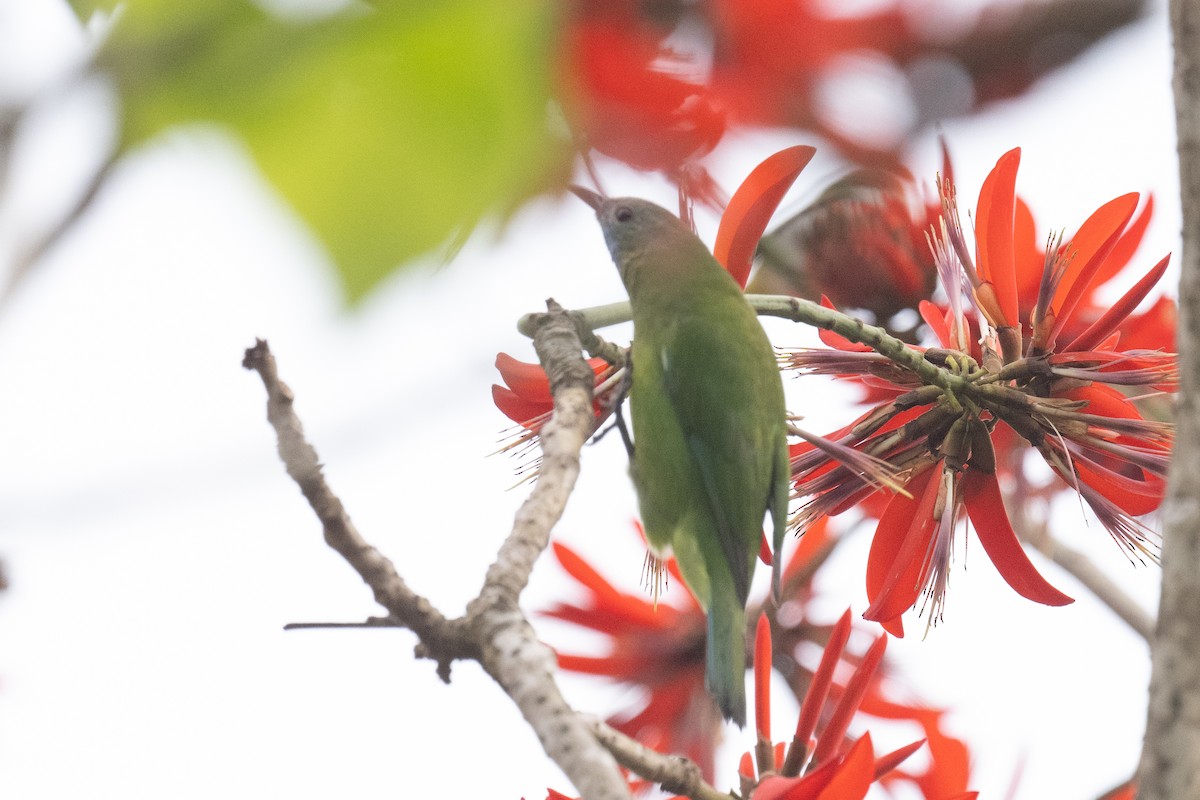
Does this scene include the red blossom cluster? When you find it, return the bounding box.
[556,0,1144,184]
[536,587,975,799]
[788,146,1175,635]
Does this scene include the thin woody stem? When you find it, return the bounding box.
[242,340,474,675]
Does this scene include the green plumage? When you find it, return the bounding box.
[574,190,790,726]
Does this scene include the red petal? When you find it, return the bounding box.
[760,531,774,566]
[814,735,874,800]
[1048,192,1140,347]
[914,717,972,797]
[550,542,672,627]
[1064,253,1171,353]
[864,468,941,632]
[739,751,756,780]
[714,145,817,287]
[1118,294,1177,351]
[783,515,831,584]
[962,470,1073,606]
[918,301,952,348]
[755,613,773,741]
[975,148,1021,327]
[812,635,887,767]
[1093,194,1155,288]
[755,763,838,800]
[1012,196,1042,302]
[496,352,553,401]
[492,384,549,427]
[553,653,652,676]
[1070,450,1165,517]
[793,609,852,752]
[873,739,925,779]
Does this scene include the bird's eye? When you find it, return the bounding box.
[615,206,634,223]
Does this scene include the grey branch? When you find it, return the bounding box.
[1028,534,1154,642]
[1137,2,1200,796]
[465,300,631,800]
[243,340,475,676]
[245,299,633,800]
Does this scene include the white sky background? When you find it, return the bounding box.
[0,1,1181,798]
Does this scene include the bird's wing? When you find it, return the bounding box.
[659,314,777,605]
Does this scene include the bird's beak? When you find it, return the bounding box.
[568,185,605,212]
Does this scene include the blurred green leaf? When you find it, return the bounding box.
[73,0,569,301]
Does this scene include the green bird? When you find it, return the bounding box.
[571,187,790,726]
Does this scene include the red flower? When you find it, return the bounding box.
[557,1,1143,179]
[541,521,974,796]
[492,352,617,432]
[740,610,976,800]
[542,534,719,779]
[559,11,726,183]
[491,352,622,477]
[544,515,844,777]
[788,147,1175,635]
[541,519,836,781]
[540,604,976,798]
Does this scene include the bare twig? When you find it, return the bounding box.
[465,300,631,800]
[245,300,635,800]
[283,617,402,630]
[243,339,475,677]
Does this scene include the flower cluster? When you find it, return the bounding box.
[541,519,833,780]
[535,592,975,799]
[788,147,1175,635]
[541,524,973,797]
[557,0,1144,184]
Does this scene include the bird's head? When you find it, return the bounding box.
[569,186,686,273]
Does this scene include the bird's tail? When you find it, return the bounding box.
[705,585,748,727]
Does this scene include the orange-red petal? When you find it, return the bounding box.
[962,470,1073,606]
[975,148,1021,328]
[1093,194,1155,288]
[864,468,941,634]
[714,145,817,287]
[492,384,550,427]
[812,635,887,766]
[793,609,852,753]
[918,300,952,348]
[1048,192,1139,347]
[816,734,875,800]
[1064,253,1171,353]
[754,613,773,741]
